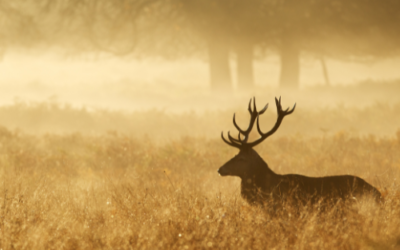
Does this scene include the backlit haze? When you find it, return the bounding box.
[1,51,400,112]
[2,3,400,248]
[0,0,399,141]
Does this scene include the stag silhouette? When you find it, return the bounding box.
[218,97,381,205]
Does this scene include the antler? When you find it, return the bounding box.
[221,97,296,149]
[221,97,267,149]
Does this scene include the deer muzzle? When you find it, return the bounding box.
[218,167,229,176]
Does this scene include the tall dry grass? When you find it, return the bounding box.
[1,124,400,249]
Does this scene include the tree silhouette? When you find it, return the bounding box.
[1,0,399,90]
[268,0,400,88]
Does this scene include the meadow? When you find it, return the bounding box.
[0,94,400,249]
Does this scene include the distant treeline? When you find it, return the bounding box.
[1,0,400,89]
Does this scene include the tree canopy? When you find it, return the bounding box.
[0,0,399,88]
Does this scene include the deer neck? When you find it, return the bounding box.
[240,150,279,204]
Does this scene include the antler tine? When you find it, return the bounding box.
[256,115,263,135]
[259,103,268,115]
[275,96,282,110]
[221,132,241,149]
[287,103,296,114]
[253,96,257,113]
[233,113,246,134]
[238,132,242,141]
[227,131,242,144]
[276,96,296,115]
[233,98,260,140]
[247,97,259,114]
[255,104,269,135]
[247,98,252,113]
[241,97,260,142]
[284,103,296,115]
[246,97,296,148]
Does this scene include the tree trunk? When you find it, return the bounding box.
[279,40,300,88]
[208,37,232,90]
[236,41,254,89]
[320,56,330,86]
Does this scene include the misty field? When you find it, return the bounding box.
[0,101,400,250]
[2,0,400,248]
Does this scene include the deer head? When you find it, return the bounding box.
[218,97,296,179]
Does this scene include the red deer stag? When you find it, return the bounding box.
[218,97,381,205]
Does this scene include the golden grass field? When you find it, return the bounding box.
[1,96,400,249]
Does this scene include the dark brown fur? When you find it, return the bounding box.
[219,148,381,205]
